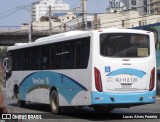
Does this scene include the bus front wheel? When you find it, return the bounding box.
[50,90,61,114]
[17,93,25,107]
[14,85,25,107]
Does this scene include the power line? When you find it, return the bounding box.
[3,12,160,34]
[1,0,160,33]
[0,9,19,19]
[34,14,83,33]
[0,8,18,16]
[0,3,33,18]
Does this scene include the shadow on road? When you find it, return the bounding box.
[8,102,124,120]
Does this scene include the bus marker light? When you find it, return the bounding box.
[95,97,103,100]
[98,29,103,32]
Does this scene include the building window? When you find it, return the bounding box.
[143,0,147,5]
[132,7,137,10]
[87,21,92,28]
[67,16,69,19]
[132,0,136,5]
[116,2,119,8]
[151,9,154,14]
[122,20,125,27]
[144,7,147,12]
[139,21,141,26]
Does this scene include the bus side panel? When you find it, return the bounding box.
[14,70,91,106]
[63,69,92,106]
[6,71,24,99]
[53,70,91,106]
[6,34,93,107]
[6,72,17,99]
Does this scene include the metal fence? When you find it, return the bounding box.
[0,25,75,34]
[0,26,21,33]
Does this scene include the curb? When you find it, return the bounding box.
[156,96,160,101]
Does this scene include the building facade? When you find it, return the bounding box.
[150,0,160,14]
[108,0,151,15]
[122,0,143,15]
[98,10,160,28]
[32,0,69,21]
[107,0,126,13]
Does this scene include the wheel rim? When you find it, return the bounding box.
[51,92,58,113]
[16,93,19,102]
[52,97,57,111]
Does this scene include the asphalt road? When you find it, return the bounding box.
[2,88,160,122]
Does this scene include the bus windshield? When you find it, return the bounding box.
[100,33,150,57]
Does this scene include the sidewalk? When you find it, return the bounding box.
[156,95,160,101]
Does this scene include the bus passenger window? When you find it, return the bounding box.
[75,38,90,69]
[51,44,62,69]
[41,46,50,70]
[50,46,56,69]
[31,48,41,70]
[75,42,82,68]
[62,42,74,69]
[22,49,31,70]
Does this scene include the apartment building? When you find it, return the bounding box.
[108,0,150,15]
[98,10,160,28]
[32,0,69,21]
[150,0,160,14]
[107,0,126,12]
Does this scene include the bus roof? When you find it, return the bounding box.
[7,28,151,51]
[8,30,90,51]
[35,30,88,42]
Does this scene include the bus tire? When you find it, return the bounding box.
[13,84,19,99]
[50,90,61,114]
[17,100,25,107]
[93,105,113,113]
[17,93,25,107]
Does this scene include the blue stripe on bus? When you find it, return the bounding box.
[19,72,36,87]
[91,90,156,104]
[19,71,87,104]
[107,68,146,78]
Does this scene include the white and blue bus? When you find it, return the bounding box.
[4,28,156,113]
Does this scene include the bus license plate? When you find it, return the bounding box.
[121,84,132,89]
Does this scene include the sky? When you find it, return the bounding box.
[0,0,108,26]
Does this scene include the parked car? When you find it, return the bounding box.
[158,69,160,81]
[157,70,160,95]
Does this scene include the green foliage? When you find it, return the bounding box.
[0,47,7,60]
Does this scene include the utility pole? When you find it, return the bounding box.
[29,6,32,43]
[94,13,98,30]
[18,5,32,42]
[81,0,87,30]
[49,5,52,36]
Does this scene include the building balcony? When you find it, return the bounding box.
[150,0,160,4]
[151,4,160,9]
[150,3,160,12]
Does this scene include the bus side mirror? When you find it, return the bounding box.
[3,58,11,73]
